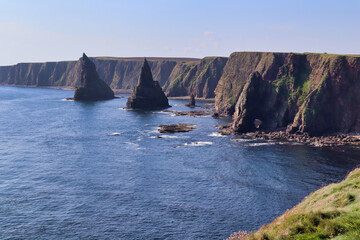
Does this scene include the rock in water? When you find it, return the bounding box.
[126,58,170,110]
[74,53,114,101]
[188,93,196,107]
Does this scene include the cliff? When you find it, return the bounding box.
[231,168,360,240]
[0,56,227,99]
[215,52,360,135]
[165,57,228,98]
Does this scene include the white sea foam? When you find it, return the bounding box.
[231,138,253,142]
[110,132,121,136]
[184,141,213,147]
[125,142,139,147]
[150,135,189,139]
[208,132,226,137]
[61,98,73,101]
[245,142,276,147]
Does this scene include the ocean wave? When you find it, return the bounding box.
[245,142,276,147]
[231,138,253,142]
[208,132,226,137]
[109,132,121,136]
[183,141,213,147]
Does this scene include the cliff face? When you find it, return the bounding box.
[0,57,226,99]
[0,56,227,99]
[165,57,228,98]
[216,52,360,135]
[0,61,80,87]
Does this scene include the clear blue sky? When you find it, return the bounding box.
[0,0,359,65]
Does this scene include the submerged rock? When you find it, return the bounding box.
[126,58,170,110]
[74,53,114,101]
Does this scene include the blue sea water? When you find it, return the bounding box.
[0,86,359,240]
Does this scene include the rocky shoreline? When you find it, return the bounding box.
[217,124,360,147]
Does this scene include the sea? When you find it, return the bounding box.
[0,86,359,240]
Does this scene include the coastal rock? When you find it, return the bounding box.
[232,72,278,133]
[126,58,170,110]
[188,93,196,107]
[74,53,114,101]
[158,123,197,133]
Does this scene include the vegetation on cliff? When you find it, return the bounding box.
[228,168,360,240]
[165,56,228,98]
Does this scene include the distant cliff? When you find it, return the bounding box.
[0,56,227,98]
[165,57,228,98]
[215,52,360,135]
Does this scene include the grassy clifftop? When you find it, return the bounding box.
[229,168,360,240]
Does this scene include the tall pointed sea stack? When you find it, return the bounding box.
[126,58,170,110]
[73,53,114,101]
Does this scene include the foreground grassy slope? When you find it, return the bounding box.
[229,168,360,240]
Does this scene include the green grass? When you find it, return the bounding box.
[248,168,360,240]
[228,169,360,240]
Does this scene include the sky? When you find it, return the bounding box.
[0,0,359,65]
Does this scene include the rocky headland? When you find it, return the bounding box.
[126,58,170,110]
[73,53,114,101]
[214,52,360,145]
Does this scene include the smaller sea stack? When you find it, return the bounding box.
[188,93,196,107]
[73,53,114,101]
[126,58,170,110]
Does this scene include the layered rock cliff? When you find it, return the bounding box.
[165,57,228,98]
[0,56,227,98]
[215,52,360,135]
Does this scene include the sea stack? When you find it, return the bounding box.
[73,53,114,101]
[188,93,196,107]
[126,58,170,110]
